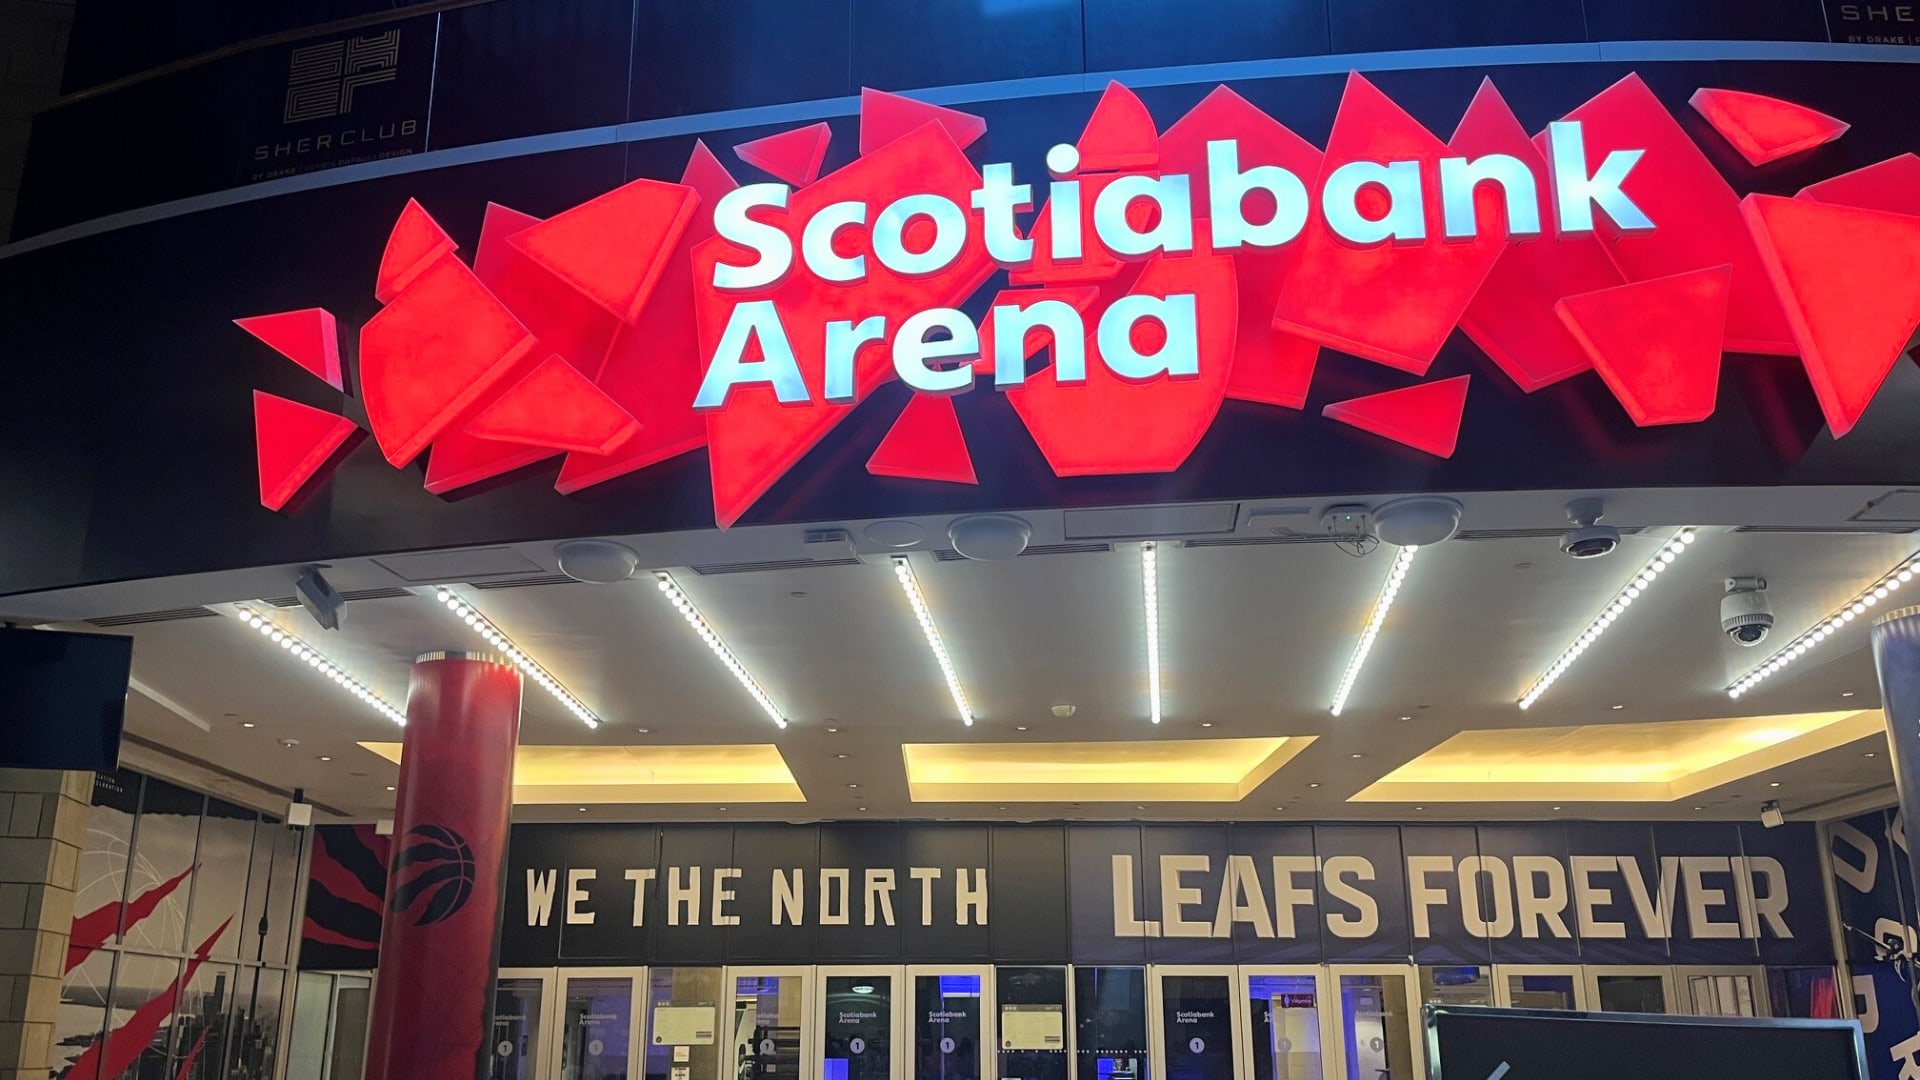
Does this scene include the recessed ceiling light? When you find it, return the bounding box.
[241,721,256,729]
[1274,806,1285,811]
[1142,542,1163,724]
[1521,529,1696,710]
[436,588,601,728]
[1867,751,1879,758]
[1351,753,1364,759]
[826,727,840,734]
[636,727,650,734]
[836,753,849,759]
[1842,691,1856,698]
[1399,715,1412,721]
[1414,806,1425,811]
[1331,545,1420,717]
[847,783,859,789]
[998,806,1008,810]
[891,557,976,726]
[1552,805,1562,810]
[718,807,727,812]
[1730,554,1920,699]
[1769,781,1781,787]
[1136,804,1147,810]
[1309,783,1321,788]
[1200,722,1213,728]
[232,607,406,725]
[857,806,868,812]
[651,575,785,728]
[317,756,331,762]
[385,786,395,792]
[1693,805,1705,811]
[1017,726,1028,731]
[1611,704,1625,710]
[577,806,588,812]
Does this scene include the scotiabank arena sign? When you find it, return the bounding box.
[239,72,1920,527]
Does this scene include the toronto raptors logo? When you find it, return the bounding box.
[389,823,476,925]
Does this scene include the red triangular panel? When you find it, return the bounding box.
[473,202,620,375]
[1321,376,1470,458]
[376,199,456,303]
[1799,153,1920,218]
[1688,88,1849,166]
[858,88,987,156]
[234,308,343,390]
[682,139,740,232]
[424,428,557,495]
[866,393,977,484]
[1743,194,1920,438]
[1555,266,1731,427]
[1076,82,1159,171]
[465,354,642,455]
[253,391,358,510]
[735,122,833,186]
[508,177,699,324]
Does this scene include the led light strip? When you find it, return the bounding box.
[232,606,407,725]
[434,587,601,728]
[891,557,975,727]
[1519,528,1697,710]
[1729,550,1920,699]
[1330,544,1420,717]
[1143,541,1163,725]
[654,573,787,728]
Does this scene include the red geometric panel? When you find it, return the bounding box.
[1555,265,1731,427]
[555,145,728,494]
[1556,73,1795,355]
[234,308,343,390]
[1158,84,1323,409]
[1321,375,1471,458]
[1271,72,1504,375]
[1799,153,1920,218]
[376,198,457,303]
[507,176,699,324]
[859,87,987,156]
[735,122,832,186]
[1743,194,1920,438]
[1688,88,1849,166]
[1076,82,1159,172]
[867,393,977,484]
[681,139,741,217]
[1454,78,1621,392]
[359,254,540,467]
[690,121,996,527]
[465,354,641,455]
[473,202,619,374]
[424,429,556,496]
[1006,236,1237,476]
[254,391,359,511]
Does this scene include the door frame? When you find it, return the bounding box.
[1673,965,1771,1017]
[550,966,647,1080]
[1237,964,1336,1080]
[816,965,909,1078]
[724,965,817,1080]
[1148,964,1250,1080]
[906,964,998,1080]
[497,967,560,1080]
[1583,966,1680,1014]
[1491,965,1591,1011]
[1327,963,1425,1080]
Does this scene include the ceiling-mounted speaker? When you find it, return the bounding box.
[947,514,1032,561]
[555,539,640,584]
[1373,496,1463,547]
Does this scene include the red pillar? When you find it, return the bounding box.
[365,651,522,1080]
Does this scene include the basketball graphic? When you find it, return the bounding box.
[388,823,475,925]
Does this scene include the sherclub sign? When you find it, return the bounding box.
[235,73,1920,527]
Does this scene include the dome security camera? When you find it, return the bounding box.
[1560,497,1620,559]
[1722,577,1774,647]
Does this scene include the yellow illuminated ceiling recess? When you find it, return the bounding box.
[902,736,1315,802]
[1350,710,1882,803]
[359,742,805,804]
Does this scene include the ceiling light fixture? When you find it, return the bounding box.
[435,588,601,728]
[1142,542,1163,724]
[232,607,406,725]
[1519,529,1697,710]
[1728,552,1920,700]
[1330,544,1420,717]
[651,574,786,729]
[890,556,975,726]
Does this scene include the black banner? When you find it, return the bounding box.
[433,820,1843,969]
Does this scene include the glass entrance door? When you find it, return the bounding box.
[818,967,905,1080]
[1240,967,1330,1080]
[1492,967,1586,1011]
[557,968,644,1080]
[727,967,814,1080]
[644,968,725,1080]
[997,967,1069,1080]
[1678,967,1767,1017]
[1585,967,1676,1014]
[494,969,555,1080]
[908,966,992,1080]
[1150,967,1244,1080]
[1072,966,1149,1080]
[1328,966,1420,1080]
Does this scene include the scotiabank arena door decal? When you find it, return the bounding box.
[240,72,1920,525]
[301,821,1832,969]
